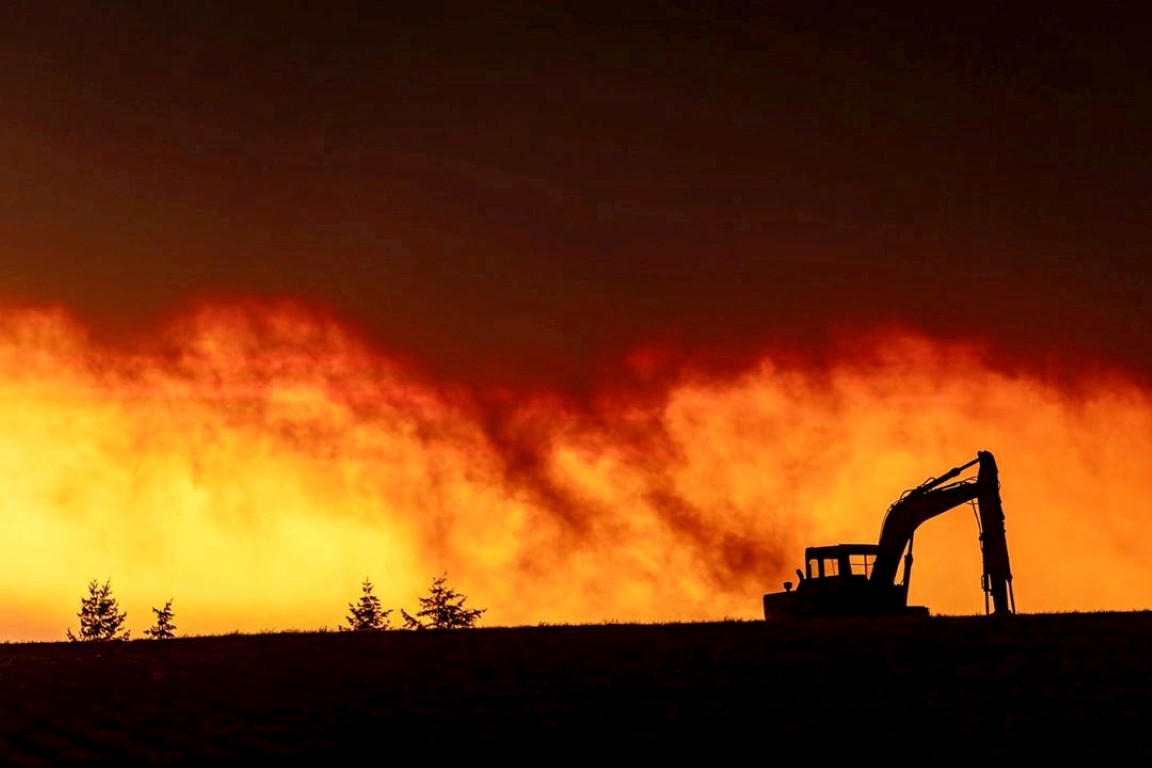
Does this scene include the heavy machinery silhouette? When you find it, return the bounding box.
[762,450,1015,618]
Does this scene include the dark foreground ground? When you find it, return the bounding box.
[2,611,1150,763]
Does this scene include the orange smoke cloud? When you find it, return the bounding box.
[1,301,1150,642]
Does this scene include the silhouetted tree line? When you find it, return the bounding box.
[342,573,486,631]
[65,573,485,641]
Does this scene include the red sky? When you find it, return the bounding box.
[3,4,1149,387]
[1,4,1151,639]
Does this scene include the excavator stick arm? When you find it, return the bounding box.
[975,451,1014,613]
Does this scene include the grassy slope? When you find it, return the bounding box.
[1,611,1150,762]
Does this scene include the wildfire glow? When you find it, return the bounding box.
[1,301,1150,642]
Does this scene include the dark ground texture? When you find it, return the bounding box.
[2,611,1150,763]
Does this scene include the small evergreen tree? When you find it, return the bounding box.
[66,579,130,642]
[143,599,177,639]
[342,577,392,631]
[400,573,485,630]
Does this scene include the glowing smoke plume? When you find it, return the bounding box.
[1,301,1150,642]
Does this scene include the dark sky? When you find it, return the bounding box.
[3,3,1150,389]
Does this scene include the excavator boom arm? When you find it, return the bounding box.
[871,479,982,586]
[870,451,1013,613]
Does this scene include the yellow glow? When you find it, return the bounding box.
[1,302,1150,641]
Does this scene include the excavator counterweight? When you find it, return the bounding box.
[762,450,1015,619]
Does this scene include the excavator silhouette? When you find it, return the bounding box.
[762,450,1015,619]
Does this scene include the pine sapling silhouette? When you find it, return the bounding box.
[401,573,485,630]
[67,579,130,642]
[342,577,392,631]
[143,599,177,639]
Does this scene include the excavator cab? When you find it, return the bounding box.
[802,544,881,580]
[763,543,920,618]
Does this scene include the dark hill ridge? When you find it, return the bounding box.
[2,611,1150,762]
